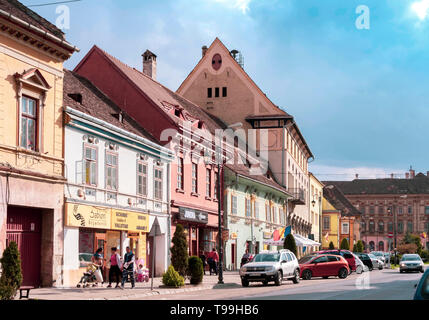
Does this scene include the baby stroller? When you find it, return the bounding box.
[135,259,149,282]
[77,263,99,288]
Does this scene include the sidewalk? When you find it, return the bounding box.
[23,271,242,300]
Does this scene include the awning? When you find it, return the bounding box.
[263,233,321,247]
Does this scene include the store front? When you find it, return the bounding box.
[62,202,150,287]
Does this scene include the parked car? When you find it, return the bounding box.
[400,254,425,273]
[299,254,350,280]
[413,268,429,300]
[354,253,377,271]
[368,253,384,270]
[316,249,357,273]
[239,249,300,287]
[371,251,386,264]
[352,253,368,274]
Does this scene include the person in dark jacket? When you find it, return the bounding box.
[120,247,135,289]
[199,251,207,275]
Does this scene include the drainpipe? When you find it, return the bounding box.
[167,161,171,267]
[281,125,285,187]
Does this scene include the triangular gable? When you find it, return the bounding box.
[15,68,51,91]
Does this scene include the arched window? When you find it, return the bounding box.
[361,221,366,232]
[378,221,384,232]
[378,241,384,251]
[369,220,375,233]
[369,241,375,251]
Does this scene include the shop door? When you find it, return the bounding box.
[94,233,107,278]
[6,206,42,287]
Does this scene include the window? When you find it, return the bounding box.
[313,256,328,264]
[388,221,393,232]
[378,206,384,214]
[177,158,184,190]
[231,195,237,214]
[266,204,271,222]
[206,168,211,197]
[105,152,118,190]
[20,96,38,151]
[407,221,413,233]
[425,222,429,233]
[214,172,218,200]
[408,206,412,214]
[369,206,375,214]
[84,145,97,186]
[398,221,404,233]
[327,256,339,262]
[361,207,366,214]
[378,221,384,232]
[254,202,259,219]
[222,87,227,97]
[279,208,284,225]
[272,207,277,224]
[207,88,212,98]
[215,87,219,97]
[398,206,403,214]
[192,163,198,194]
[425,206,429,215]
[154,167,163,200]
[341,222,349,234]
[369,221,375,232]
[323,216,330,230]
[361,221,366,232]
[245,198,251,217]
[137,161,147,196]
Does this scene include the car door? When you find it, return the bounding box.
[286,253,294,276]
[280,253,288,277]
[326,255,341,276]
[311,255,329,276]
[342,251,355,271]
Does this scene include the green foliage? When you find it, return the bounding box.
[353,244,357,252]
[0,241,22,300]
[340,238,350,250]
[398,243,417,254]
[356,240,364,253]
[401,232,422,255]
[170,224,189,277]
[420,249,429,262]
[329,241,335,250]
[188,256,204,285]
[162,265,185,288]
[283,234,297,256]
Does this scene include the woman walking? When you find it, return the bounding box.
[107,247,122,288]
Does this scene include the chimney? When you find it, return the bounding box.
[142,50,157,80]
[202,45,208,57]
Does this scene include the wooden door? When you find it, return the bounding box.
[94,233,107,278]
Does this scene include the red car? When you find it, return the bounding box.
[315,250,357,273]
[299,254,350,280]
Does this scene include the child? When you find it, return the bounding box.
[136,264,144,282]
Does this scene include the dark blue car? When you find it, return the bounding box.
[413,267,429,300]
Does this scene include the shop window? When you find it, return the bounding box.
[192,163,198,194]
[231,195,237,214]
[106,152,118,190]
[84,144,97,186]
[177,157,184,190]
[137,161,147,196]
[206,168,211,197]
[154,167,163,200]
[20,96,38,151]
[202,230,215,252]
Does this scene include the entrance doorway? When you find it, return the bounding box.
[6,206,42,287]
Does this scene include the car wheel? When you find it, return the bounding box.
[338,267,348,279]
[356,266,363,274]
[379,265,383,270]
[369,265,373,271]
[241,279,249,287]
[274,271,283,286]
[302,269,312,280]
[292,269,300,284]
[400,270,403,273]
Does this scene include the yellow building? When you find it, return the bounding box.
[322,197,340,249]
[0,1,77,287]
[309,173,323,244]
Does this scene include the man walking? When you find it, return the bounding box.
[120,246,135,289]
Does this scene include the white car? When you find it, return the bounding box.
[239,249,300,287]
[352,253,368,274]
[400,254,425,273]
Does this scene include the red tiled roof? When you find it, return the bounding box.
[63,69,159,144]
[0,0,65,39]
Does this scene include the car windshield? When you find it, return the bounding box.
[368,254,376,259]
[401,255,421,261]
[372,252,382,256]
[299,255,316,264]
[253,253,281,262]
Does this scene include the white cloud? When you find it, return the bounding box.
[309,164,406,182]
[411,0,429,20]
[211,0,252,14]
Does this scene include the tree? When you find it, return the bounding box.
[356,240,362,252]
[401,232,422,255]
[283,234,297,256]
[340,238,350,250]
[188,256,204,284]
[0,241,22,300]
[397,243,417,254]
[170,224,188,277]
[329,241,335,250]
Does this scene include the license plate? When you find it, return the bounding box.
[250,274,262,277]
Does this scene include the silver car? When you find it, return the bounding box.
[352,253,368,274]
[239,249,300,287]
[368,253,384,270]
[371,251,386,265]
[400,254,425,273]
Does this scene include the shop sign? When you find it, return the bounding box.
[111,209,149,232]
[263,232,272,239]
[65,202,111,229]
[179,207,208,224]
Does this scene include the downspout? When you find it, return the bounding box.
[167,161,171,267]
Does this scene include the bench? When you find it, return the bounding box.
[19,286,34,299]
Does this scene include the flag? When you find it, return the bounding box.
[303,246,307,253]
[284,225,292,237]
[324,232,329,242]
[421,232,427,239]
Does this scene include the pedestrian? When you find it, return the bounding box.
[241,249,250,267]
[120,246,135,289]
[199,250,207,275]
[207,248,219,275]
[91,247,104,286]
[107,247,122,288]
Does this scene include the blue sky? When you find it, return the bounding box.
[24,0,429,180]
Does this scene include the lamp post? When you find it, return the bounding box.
[216,146,224,284]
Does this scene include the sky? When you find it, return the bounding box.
[23,0,429,181]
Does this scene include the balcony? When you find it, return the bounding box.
[288,188,305,205]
